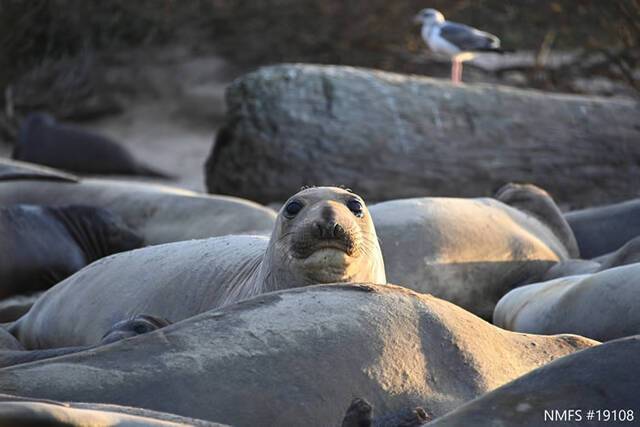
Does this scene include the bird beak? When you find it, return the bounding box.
[413,15,423,24]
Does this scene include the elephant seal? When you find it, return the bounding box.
[0,284,596,426]
[13,113,171,178]
[0,204,143,298]
[1,315,169,368]
[595,235,640,270]
[0,162,277,244]
[494,263,640,341]
[540,235,640,281]
[370,183,577,319]
[427,336,638,427]
[565,197,640,258]
[12,187,386,348]
[0,394,223,426]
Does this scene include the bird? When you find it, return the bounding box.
[414,8,505,83]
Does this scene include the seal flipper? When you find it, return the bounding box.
[341,398,431,427]
[50,205,143,263]
[494,183,579,258]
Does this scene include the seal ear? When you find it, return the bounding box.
[494,182,580,258]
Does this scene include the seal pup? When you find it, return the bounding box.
[12,186,386,348]
[0,204,143,298]
[494,263,640,341]
[0,284,596,426]
[13,113,171,178]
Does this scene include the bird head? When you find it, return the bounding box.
[413,8,445,25]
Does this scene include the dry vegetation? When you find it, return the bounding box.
[0,0,638,139]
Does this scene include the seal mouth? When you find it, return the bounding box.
[291,233,358,258]
[292,239,357,259]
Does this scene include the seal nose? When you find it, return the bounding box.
[315,220,343,239]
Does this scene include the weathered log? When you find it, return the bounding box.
[205,64,640,207]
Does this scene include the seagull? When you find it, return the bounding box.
[414,8,505,83]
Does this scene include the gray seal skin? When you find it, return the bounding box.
[0,162,277,245]
[12,186,386,348]
[0,158,78,182]
[0,293,42,323]
[369,183,577,319]
[0,204,143,298]
[0,315,170,368]
[565,197,640,258]
[426,336,639,427]
[0,394,224,427]
[0,284,597,427]
[493,263,640,342]
[0,327,21,351]
[13,112,171,178]
[539,235,640,281]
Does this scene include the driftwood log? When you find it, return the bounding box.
[205,64,640,207]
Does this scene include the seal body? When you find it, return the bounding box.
[565,198,640,258]
[13,113,170,177]
[0,204,142,298]
[0,394,225,426]
[13,187,385,348]
[494,263,640,341]
[370,184,575,319]
[540,235,640,281]
[427,336,638,427]
[0,161,277,244]
[0,284,596,426]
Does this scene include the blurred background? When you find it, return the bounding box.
[1,0,638,190]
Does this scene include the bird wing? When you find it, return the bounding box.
[439,22,500,52]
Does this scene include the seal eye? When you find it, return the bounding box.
[284,200,304,218]
[347,199,364,217]
[133,323,150,334]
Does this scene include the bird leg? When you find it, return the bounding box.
[451,58,463,83]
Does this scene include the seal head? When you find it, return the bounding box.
[260,186,386,288]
